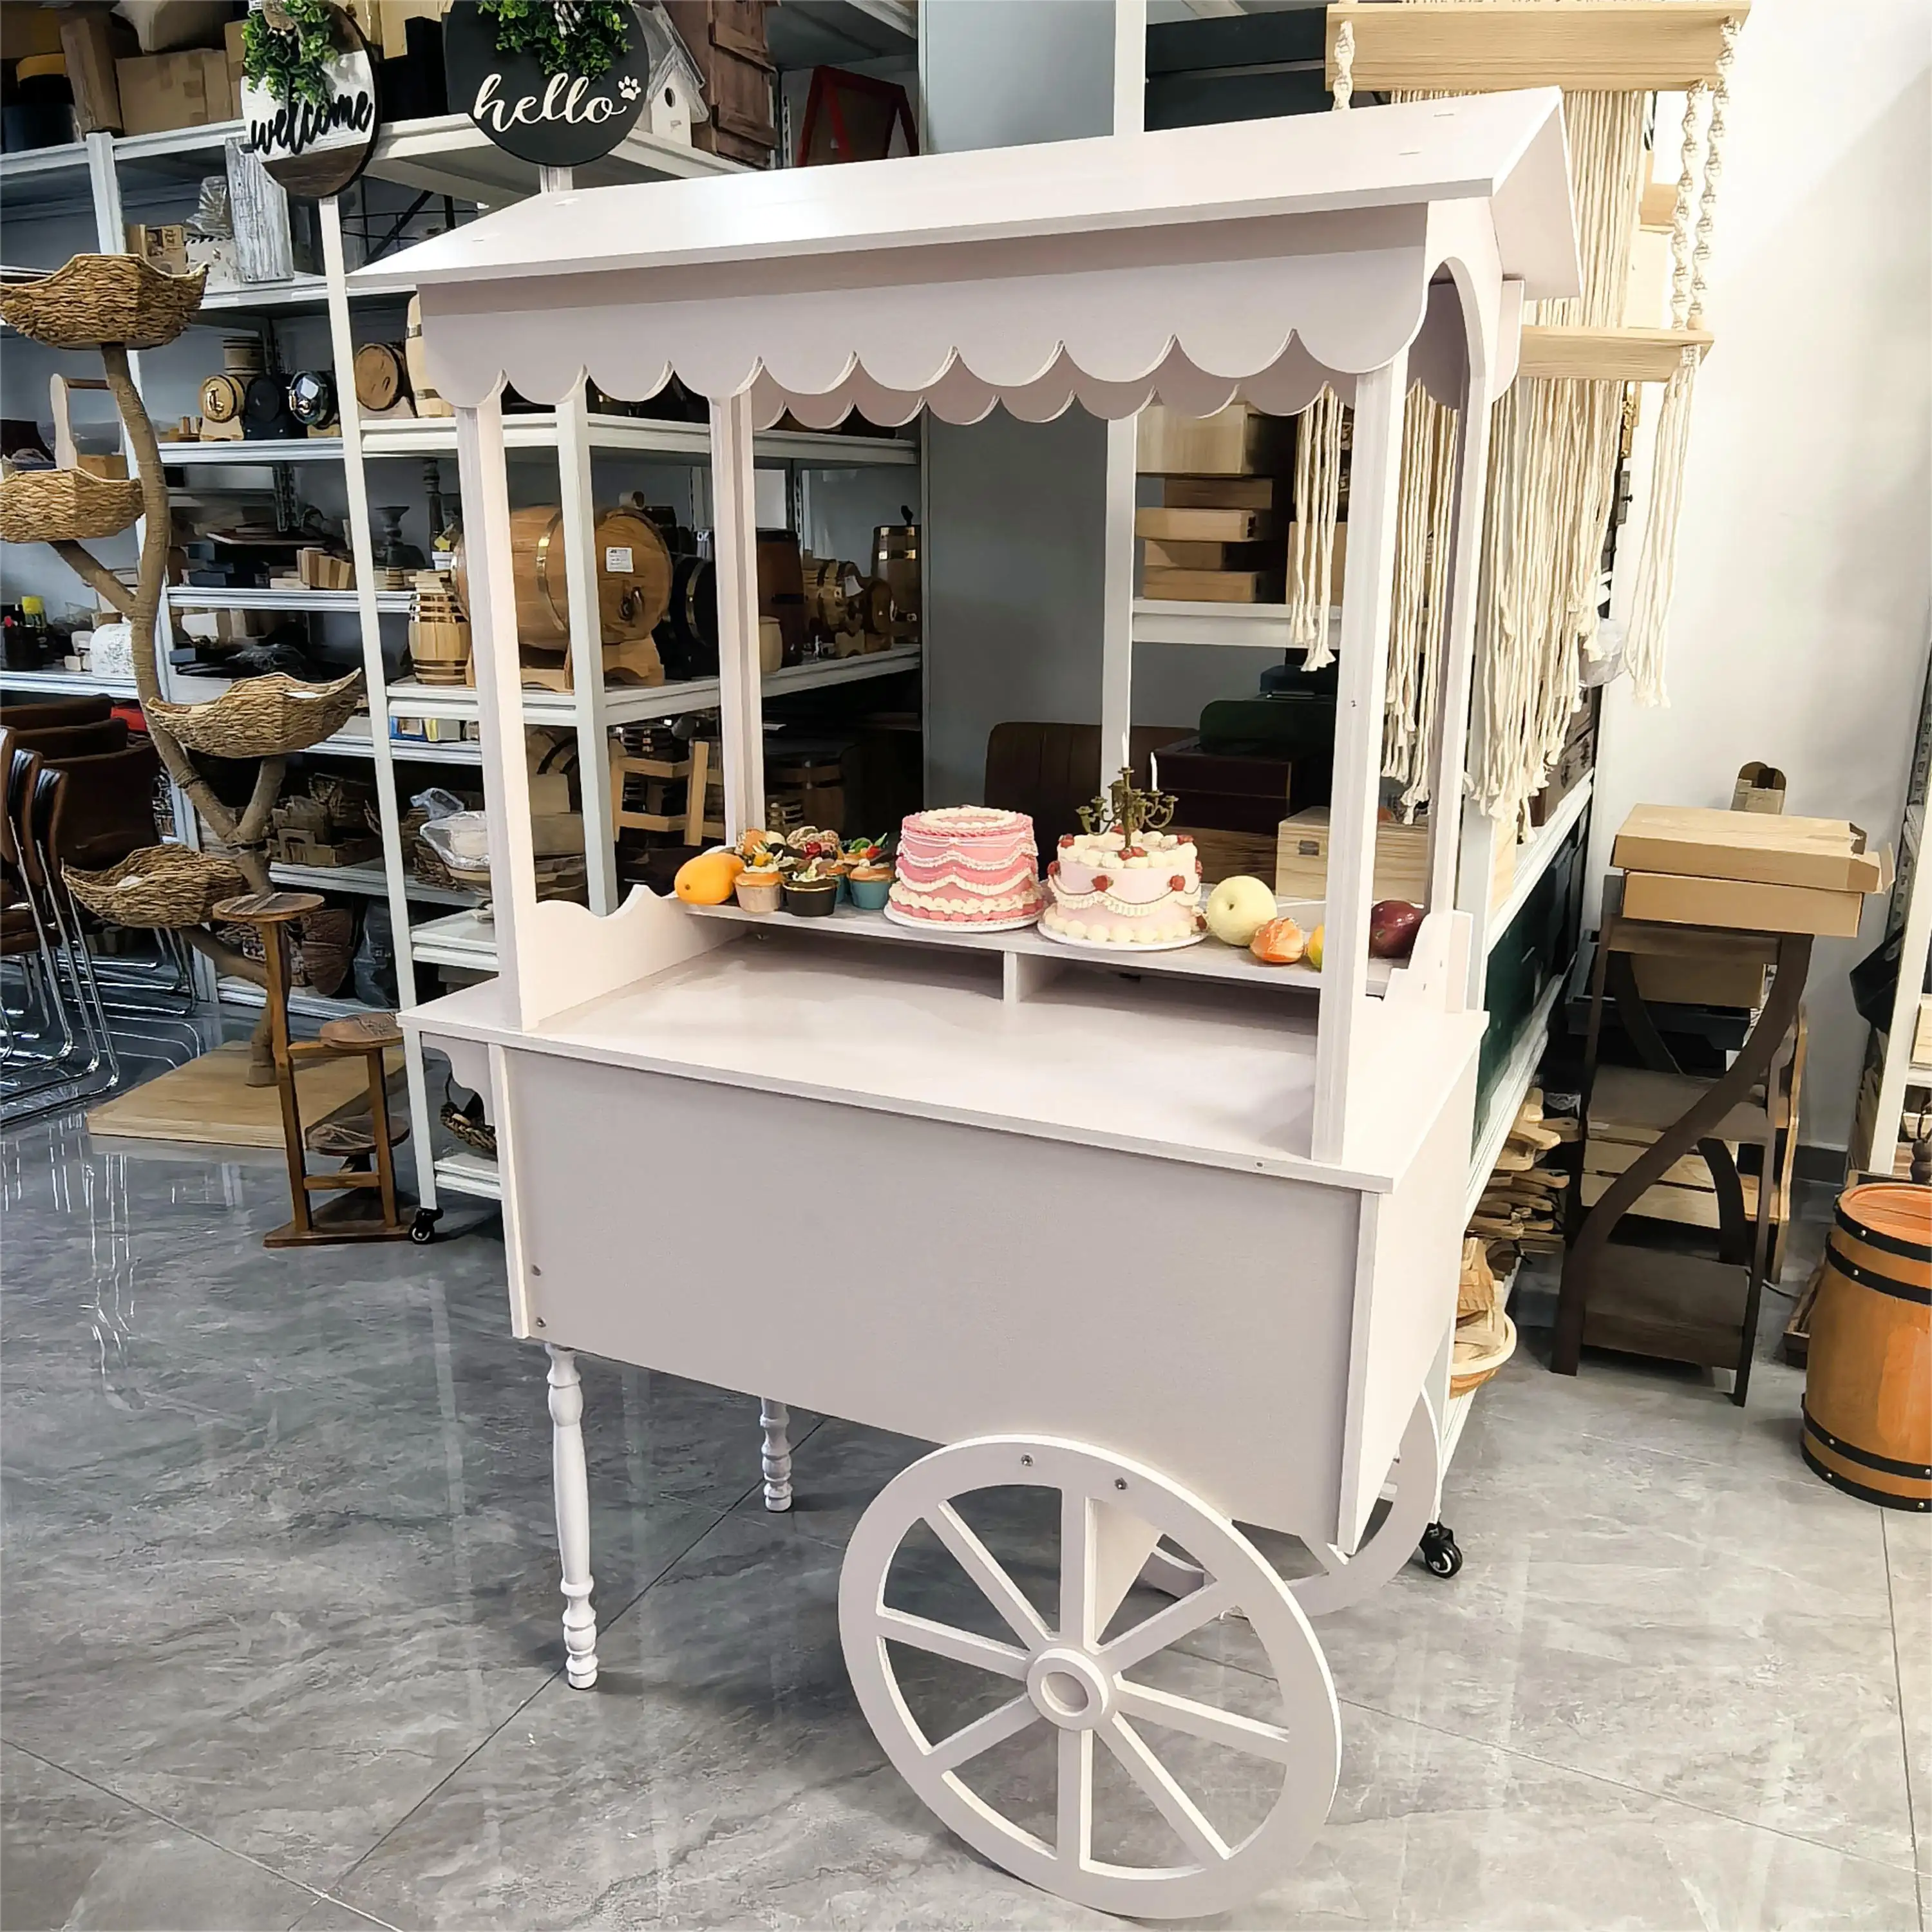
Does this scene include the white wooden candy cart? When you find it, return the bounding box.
[359,92,1575,1918]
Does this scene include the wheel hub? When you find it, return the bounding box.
[1026,1645,1113,1731]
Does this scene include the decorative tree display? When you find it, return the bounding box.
[0,255,363,1083]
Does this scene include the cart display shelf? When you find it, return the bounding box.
[685,897,1396,1003]
[363,88,1575,1918]
[1132,600,1340,653]
[434,1147,501,1202]
[409,907,498,971]
[160,438,349,465]
[363,412,918,467]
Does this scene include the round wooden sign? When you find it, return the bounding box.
[240,3,380,202]
[444,3,649,171]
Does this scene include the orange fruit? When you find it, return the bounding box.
[674,849,744,905]
[1305,923,1325,971]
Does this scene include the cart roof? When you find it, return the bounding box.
[357,91,1577,421]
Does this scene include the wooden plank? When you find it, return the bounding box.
[1140,567,1276,603]
[1519,325,1713,384]
[1325,3,1750,94]
[1580,1244,1748,1371]
[1135,507,1278,542]
[86,1041,402,1148]
[1581,1169,1761,1229]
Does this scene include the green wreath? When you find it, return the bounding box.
[480,0,634,81]
[242,0,339,113]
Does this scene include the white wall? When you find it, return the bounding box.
[1591,0,1931,1148]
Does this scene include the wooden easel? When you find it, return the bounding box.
[214,891,412,1247]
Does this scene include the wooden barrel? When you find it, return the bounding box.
[504,506,672,646]
[873,519,920,642]
[1801,1182,1931,1510]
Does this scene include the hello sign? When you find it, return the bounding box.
[240,3,380,201]
[444,5,649,171]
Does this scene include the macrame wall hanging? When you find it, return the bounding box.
[1302,5,1741,834]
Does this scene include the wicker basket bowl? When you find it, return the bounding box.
[1,255,207,350]
[0,466,146,544]
[64,845,249,929]
[146,669,365,759]
[1449,1307,1517,1398]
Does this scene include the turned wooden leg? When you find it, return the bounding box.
[759,1397,793,1512]
[545,1345,598,1688]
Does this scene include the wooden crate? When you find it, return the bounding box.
[1274,810,1430,904]
[1136,506,1279,544]
[1138,403,1291,477]
[1141,567,1281,603]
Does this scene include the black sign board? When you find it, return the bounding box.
[241,4,380,202]
[444,3,649,171]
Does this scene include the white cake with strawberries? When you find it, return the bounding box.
[1041,826,1204,947]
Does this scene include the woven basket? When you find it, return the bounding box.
[1,255,207,350]
[64,845,248,929]
[0,466,146,544]
[146,669,364,759]
[440,1101,498,1160]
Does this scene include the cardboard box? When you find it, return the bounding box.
[126,223,189,276]
[1914,994,1932,1067]
[61,10,140,134]
[1621,869,1868,940]
[224,18,245,107]
[1612,804,1886,893]
[116,48,234,138]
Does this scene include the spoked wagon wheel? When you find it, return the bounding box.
[1140,1389,1442,1617]
[838,1436,1340,1919]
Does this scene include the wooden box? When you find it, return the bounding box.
[1138,403,1291,477]
[298,549,355,591]
[1141,567,1281,603]
[1136,506,1278,544]
[1916,994,1932,1067]
[1274,809,1430,904]
[276,829,382,869]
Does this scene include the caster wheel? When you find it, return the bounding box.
[1417,1522,1462,1578]
[409,1208,442,1245]
[1139,1390,1442,1618]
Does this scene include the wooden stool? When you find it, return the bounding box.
[214,891,412,1248]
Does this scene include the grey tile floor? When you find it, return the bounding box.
[1,1105,1925,1931]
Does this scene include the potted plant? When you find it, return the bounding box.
[782,857,838,917]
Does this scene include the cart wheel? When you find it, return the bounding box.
[1138,1391,1441,1618]
[409,1208,441,1245]
[839,1435,1340,1919]
[1418,1522,1462,1578]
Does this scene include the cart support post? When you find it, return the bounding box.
[1311,350,1409,1164]
[710,390,766,842]
[546,1343,600,1688]
[456,394,543,1025]
[760,1398,793,1511]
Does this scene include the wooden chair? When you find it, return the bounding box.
[212,890,412,1248]
[5,717,129,758]
[0,694,113,730]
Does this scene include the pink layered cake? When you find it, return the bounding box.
[1041,827,1204,946]
[887,807,1044,925]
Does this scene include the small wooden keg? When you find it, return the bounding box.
[504,505,672,647]
[1802,1182,1931,1510]
[200,372,247,424]
[354,342,410,414]
[873,518,920,643]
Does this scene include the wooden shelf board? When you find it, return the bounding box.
[1519,326,1713,384]
[1589,1064,1782,1145]
[1580,1243,1748,1371]
[1325,3,1750,94]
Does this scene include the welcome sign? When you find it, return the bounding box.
[240,3,379,202]
[444,3,650,171]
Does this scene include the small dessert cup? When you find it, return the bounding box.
[846,864,893,911]
[734,867,783,914]
[782,876,838,918]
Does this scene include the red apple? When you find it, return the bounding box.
[1368,900,1424,959]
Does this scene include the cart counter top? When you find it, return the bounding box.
[407,930,1484,1194]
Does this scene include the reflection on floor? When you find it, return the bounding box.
[1,1092,1925,1931]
